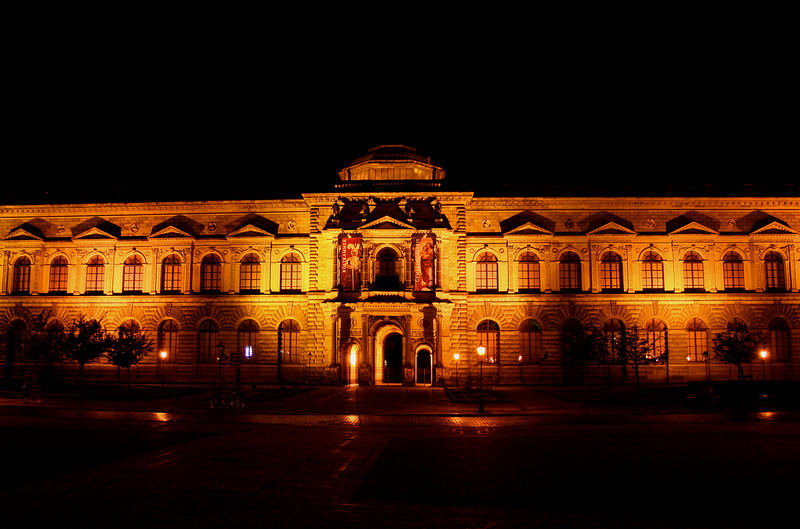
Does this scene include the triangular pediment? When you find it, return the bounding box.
[6,226,44,241]
[359,215,416,230]
[226,223,276,238]
[587,221,637,236]
[71,217,122,240]
[750,221,798,236]
[504,221,554,236]
[148,225,194,239]
[73,226,119,240]
[669,221,719,236]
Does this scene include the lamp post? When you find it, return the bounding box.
[760,349,768,381]
[216,343,227,399]
[159,350,167,385]
[477,345,486,413]
[453,352,460,387]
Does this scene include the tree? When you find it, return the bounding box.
[106,329,153,388]
[16,308,66,396]
[560,322,604,384]
[618,325,652,389]
[64,315,114,394]
[712,321,765,381]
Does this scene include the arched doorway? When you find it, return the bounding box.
[382,333,403,384]
[346,342,359,385]
[415,346,432,385]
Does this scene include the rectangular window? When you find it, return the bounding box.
[518,262,540,291]
[86,264,104,292]
[475,262,498,291]
[280,262,302,292]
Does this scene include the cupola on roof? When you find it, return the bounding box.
[338,145,445,183]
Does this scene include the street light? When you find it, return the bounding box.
[159,350,167,385]
[453,352,460,387]
[760,349,768,381]
[476,345,486,413]
[216,343,227,401]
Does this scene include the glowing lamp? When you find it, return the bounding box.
[453,352,460,361]
[244,345,253,359]
[760,350,768,360]
[476,345,486,357]
[159,350,167,360]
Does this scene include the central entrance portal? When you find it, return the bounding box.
[382,333,404,384]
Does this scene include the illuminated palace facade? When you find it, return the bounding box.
[1,145,799,386]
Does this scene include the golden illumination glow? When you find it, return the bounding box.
[159,350,167,360]
[350,349,357,366]
[453,352,460,361]
[760,349,769,359]
[476,345,486,357]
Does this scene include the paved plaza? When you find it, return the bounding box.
[1,385,799,528]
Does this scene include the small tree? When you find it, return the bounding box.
[106,329,153,388]
[17,308,66,392]
[619,325,652,389]
[561,323,604,384]
[712,322,765,381]
[64,315,114,394]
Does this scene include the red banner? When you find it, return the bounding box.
[413,233,436,291]
[339,235,362,291]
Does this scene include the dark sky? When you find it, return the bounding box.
[8,31,793,204]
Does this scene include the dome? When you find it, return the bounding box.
[338,145,445,183]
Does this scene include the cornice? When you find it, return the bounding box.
[468,196,800,210]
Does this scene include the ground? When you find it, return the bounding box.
[1,384,798,528]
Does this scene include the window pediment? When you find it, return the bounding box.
[359,215,416,230]
[587,221,637,237]
[668,221,719,236]
[750,221,798,236]
[6,225,44,241]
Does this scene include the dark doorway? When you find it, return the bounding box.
[416,348,431,385]
[383,333,403,383]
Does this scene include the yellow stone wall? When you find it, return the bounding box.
[1,192,799,385]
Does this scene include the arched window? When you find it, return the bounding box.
[200,254,221,293]
[278,320,300,363]
[686,318,707,362]
[683,251,704,292]
[161,255,182,293]
[600,252,623,292]
[519,319,543,363]
[723,251,745,291]
[280,253,303,292]
[86,255,105,293]
[518,252,540,292]
[641,251,664,291]
[118,319,140,338]
[559,251,581,292]
[768,318,791,362]
[475,252,498,292]
[375,248,401,290]
[476,320,500,363]
[198,320,219,363]
[239,254,261,293]
[764,251,786,291]
[49,256,69,293]
[12,256,31,294]
[237,319,259,360]
[158,320,179,363]
[603,319,625,362]
[645,319,668,362]
[122,256,144,293]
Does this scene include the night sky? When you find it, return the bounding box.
[8,32,792,204]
